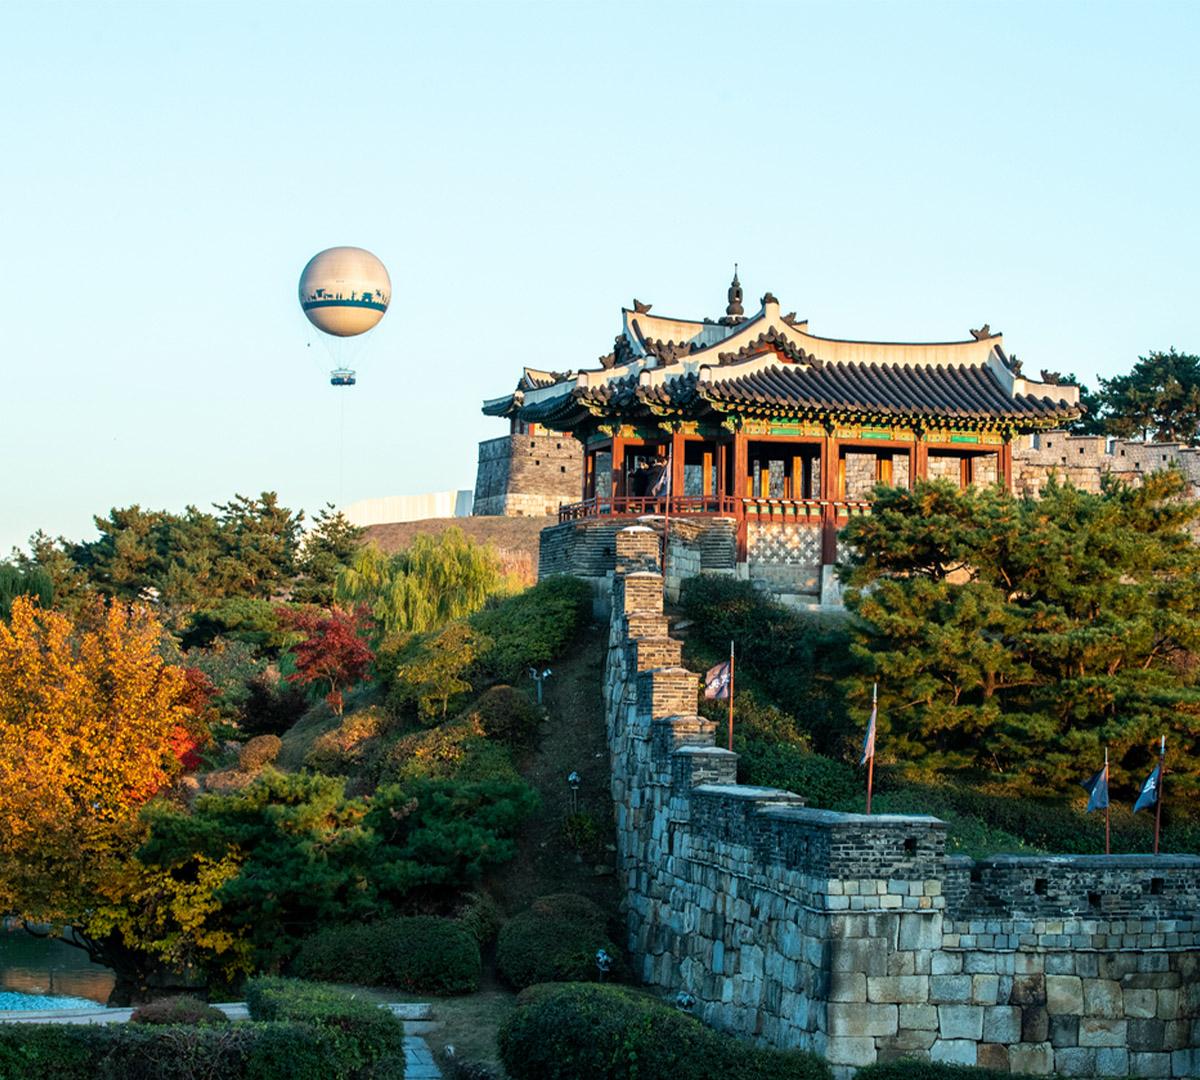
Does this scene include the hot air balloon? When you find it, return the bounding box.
[298,246,391,386]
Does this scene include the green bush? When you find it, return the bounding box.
[0,1022,369,1080]
[471,576,592,682]
[293,916,481,994]
[498,982,830,1080]
[456,890,504,945]
[130,996,229,1025]
[736,741,858,809]
[854,1059,1041,1080]
[496,894,626,990]
[680,576,853,755]
[0,1025,95,1080]
[244,977,405,1076]
[471,685,541,745]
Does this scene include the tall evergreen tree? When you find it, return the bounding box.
[840,474,1200,798]
[1099,349,1200,443]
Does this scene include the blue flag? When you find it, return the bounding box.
[1134,764,1161,814]
[1080,763,1109,813]
[859,698,877,766]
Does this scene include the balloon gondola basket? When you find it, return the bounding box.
[329,368,357,387]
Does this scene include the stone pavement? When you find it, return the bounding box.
[0,1000,442,1078]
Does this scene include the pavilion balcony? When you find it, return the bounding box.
[556,495,872,524]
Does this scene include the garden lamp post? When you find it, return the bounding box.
[529,665,553,704]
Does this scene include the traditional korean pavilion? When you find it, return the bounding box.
[482,272,1081,601]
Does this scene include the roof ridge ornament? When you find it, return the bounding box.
[719,264,745,326]
[633,298,652,314]
[970,323,994,340]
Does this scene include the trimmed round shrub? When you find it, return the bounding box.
[130,995,228,1025]
[498,982,830,1080]
[238,734,282,771]
[496,894,625,990]
[292,916,481,994]
[472,685,541,745]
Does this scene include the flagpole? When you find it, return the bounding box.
[728,640,735,753]
[661,443,672,584]
[866,681,876,815]
[1104,746,1110,856]
[1154,735,1165,856]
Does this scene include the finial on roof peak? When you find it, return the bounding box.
[632,298,652,314]
[721,265,745,324]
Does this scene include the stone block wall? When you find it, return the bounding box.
[603,524,1200,1077]
[473,434,582,516]
[1012,432,1200,499]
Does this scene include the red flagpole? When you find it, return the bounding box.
[866,681,876,815]
[727,640,735,752]
[661,442,673,584]
[1104,747,1110,857]
[1154,735,1166,856]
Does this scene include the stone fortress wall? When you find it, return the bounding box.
[1012,433,1200,498]
[472,433,582,517]
[602,524,1200,1077]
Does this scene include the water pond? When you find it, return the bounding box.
[0,923,113,1009]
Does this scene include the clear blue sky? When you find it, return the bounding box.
[2,0,1197,553]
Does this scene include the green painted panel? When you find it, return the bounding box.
[950,434,980,444]
[861,430,892,440]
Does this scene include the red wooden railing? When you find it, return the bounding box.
[557,496,873,524]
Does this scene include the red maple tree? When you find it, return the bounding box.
[277,605,374,715]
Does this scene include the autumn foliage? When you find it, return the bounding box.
[277,605,374,715]
[0,596,205,924]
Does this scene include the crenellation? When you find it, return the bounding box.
[603,523,1200,1076]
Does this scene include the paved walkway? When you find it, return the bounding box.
[0,1000,442,1078]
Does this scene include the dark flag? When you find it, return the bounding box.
[859,691,877,766]
[1081,761,1109,814]
[704,659,731,701]
[1134,763,1161,814]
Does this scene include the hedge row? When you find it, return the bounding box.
[496,894,626,990]
[855,1060,1043,1080]
[498,982,830,1080]
[0,979,404,1080]
[292,916,481,994]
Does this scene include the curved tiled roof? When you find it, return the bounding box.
[701,362,1074,421]
[481,291,1083,431]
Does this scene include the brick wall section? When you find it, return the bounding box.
[473,434,582,516]
[603,525,1200,1077]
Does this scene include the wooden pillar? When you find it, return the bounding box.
[908,441,917,489]
[1000,438,1014,492]
[671,430,685,502]
[733,430,748,560]
[582,449,592,501]
[820,430,838,566]
[914,433,928,482]
[960,454,972,489]
[611,434,625,512]
[702,450,714,503]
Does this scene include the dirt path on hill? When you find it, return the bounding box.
[486,620,620,917]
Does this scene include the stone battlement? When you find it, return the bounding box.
[603,525,1200,1077]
